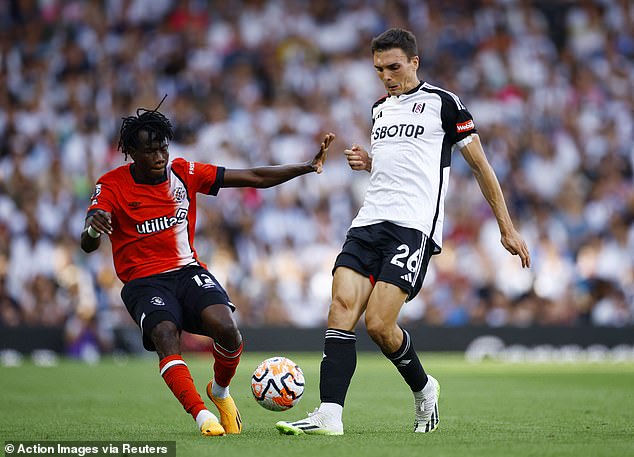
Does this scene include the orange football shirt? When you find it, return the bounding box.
[87,158,224,283]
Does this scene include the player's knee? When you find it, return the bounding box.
[213,320,242,350]
[328,295,357,328]
[201,304,241,347]
[151,320,178,340]
[150,321,180,356]
[365,316,390,345]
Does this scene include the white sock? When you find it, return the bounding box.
[318,402,343,423]
[211,379,229,399]
[195,409,218,429]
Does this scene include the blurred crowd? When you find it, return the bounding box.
[0,0,633,355]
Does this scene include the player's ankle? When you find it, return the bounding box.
[195,409,218,428]
[211,379,229,399]
[318,402,344,423]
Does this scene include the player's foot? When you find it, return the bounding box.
[200,417,225,436]
[207,382,242,434]
[414,375,440,433]
[275,408,344,435]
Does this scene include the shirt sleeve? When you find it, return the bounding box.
[208,166,225,195]
[453,109,477,143]
[439,93,478,145]
[173,158,225,195]
[86,180,115,217]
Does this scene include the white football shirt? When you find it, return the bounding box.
[350,82,477,253]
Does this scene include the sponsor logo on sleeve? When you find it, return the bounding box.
[90,184,101,205]
[456,119,475,133]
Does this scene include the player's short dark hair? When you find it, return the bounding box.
[371,28,418,60]
[117,96,173,160]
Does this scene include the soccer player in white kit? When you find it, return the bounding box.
[277,28,531,435]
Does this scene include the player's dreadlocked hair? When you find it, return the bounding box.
[117,95,174,160]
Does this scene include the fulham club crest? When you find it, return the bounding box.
[412,102,426,114]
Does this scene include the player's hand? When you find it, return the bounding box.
[501,230,531,268]
[89,210,113,236]
[344,144,371,172]
[310,132,335,174]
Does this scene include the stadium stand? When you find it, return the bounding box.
[0,0,632,356]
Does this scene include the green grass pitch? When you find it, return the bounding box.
[1,352,633,457]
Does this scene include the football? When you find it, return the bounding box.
[251,357,305,411]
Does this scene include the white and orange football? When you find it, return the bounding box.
[251,357,305,411]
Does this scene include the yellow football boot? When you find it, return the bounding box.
[207,382,243,434]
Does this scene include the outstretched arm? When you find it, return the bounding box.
[222,133,335,188]
[460,134,531,268]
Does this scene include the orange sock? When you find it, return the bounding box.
[211,341,243,387]
[159,355,206,419]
